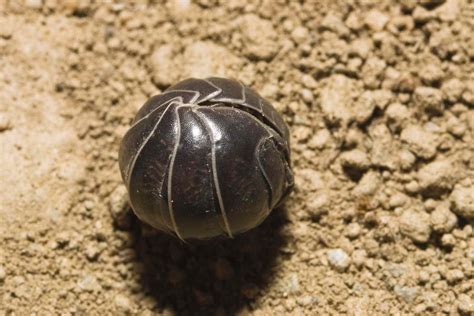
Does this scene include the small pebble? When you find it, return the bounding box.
[83,200,94,211]
[300,88,314,104]
[393,285,418,304]
[85,245,101,261]
[0,113,11,132]
[450,185,474,219]
[430,204,457,233]
[419,64,444,85]
[345,223,361,239]
[365,10,389,31]
[296,295,317,307]
[447,118,466,138]
[284,298,296,312]
[351,249,367,269]
[363,238,379,257]
[170,0,191,14]
[301,74,317,89]
[344,128,364,147]
[457,294,474,314]
[405,180,420,194]
[297,169,325,191]
[398,149,416,170]
[0,265,6,281]
[115,294,133,312]
[56,232,71,247]
[109,185,132,230]
[149,45,179,87]
[319,74,357,126]
[350,38,373,60]
[441,233,456,247]
[423,199,437,212]
[461,78,474,103]
[442,78,465,103]
[340,149,370,171]
[287,273,300,294]
[107,37,121,49]
[25,0,42,9]
[417,270,430,284]
[353,91,376,124]
[389,193,408,209]
[77,274,100,292]
[445,269,464,284]
[308,129,331,149]
[417,159,457,197]
[306,193,329,218]
[399,209,432,243]
[400,125,438,159]
[328,249,351,272]
[413,86,444,114]
[352,171,380,197]
[0,22,13,39]
[386,102,409,131]
[238,14,278,60]
[291,26,309,43]
[413,304,427,314]
[321,13,349,36]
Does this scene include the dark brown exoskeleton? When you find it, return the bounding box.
[119,77,294,240]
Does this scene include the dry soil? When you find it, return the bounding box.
[0,0,473,315]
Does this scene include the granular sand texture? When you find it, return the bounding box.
[0,1,473,315]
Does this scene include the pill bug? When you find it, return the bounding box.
[119,77,294,240]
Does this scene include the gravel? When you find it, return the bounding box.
[77,275,101,292]
[400,125,438,159]
[114,294,133,312]
[413,86,444,114]
[393,285,418,304]
[417,159,458,196]
[399,209,432,243]
[238,14,278,61]
[430,204,457,233]
[0,113,11,132]
[340,149,370,173]
[457,294,474,314]
[327,249,351,272]
[0,265,6,282]
[450,185,474,219]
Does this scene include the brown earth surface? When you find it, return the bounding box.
[1,0,474,315]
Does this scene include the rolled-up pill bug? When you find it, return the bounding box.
[119,77,294,240]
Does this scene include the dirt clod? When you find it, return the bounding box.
[0,265,6,282]
[417,159,458,196]
[238,14,278,61]
[457,294,474,314]
[401,125,438,159]
[413,86,444,114]
[430,203,457,233]
[327,249,351,272]
[450,184,474,219]
[399,209,432,243]
[340,149,370,179]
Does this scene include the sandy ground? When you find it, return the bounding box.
[1,0,473,315]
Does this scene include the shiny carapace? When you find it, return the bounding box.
[119,77,293,240]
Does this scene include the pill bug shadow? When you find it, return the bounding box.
[131,205,290,315]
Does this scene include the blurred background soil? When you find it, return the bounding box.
[0,0,473,315]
